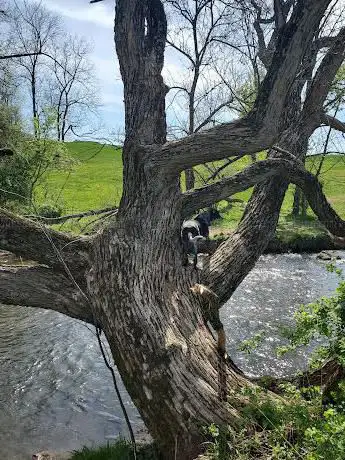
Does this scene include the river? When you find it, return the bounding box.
[1,252,344,459]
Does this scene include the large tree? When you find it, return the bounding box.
[45,34,99,141]
[7,0,61,136]
[1,1,345,459]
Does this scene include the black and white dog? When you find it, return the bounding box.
[181,208,221,268]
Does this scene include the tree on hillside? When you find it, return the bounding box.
[7,0,61,136]
[1,1,345,459]
[5,1,100,141]
[45,34,100,141]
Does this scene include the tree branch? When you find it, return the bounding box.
[0,209,91,275]
[182,159,285,216]
[26,206,118,225]
[166,39,195,66]
[321,113,345,134]
[302,27,345,126]
[273,0,286,30]
[0,266,94,324]
[149,117,271,172]
[194,98,234,132]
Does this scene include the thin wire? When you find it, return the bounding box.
[96,327,137,459]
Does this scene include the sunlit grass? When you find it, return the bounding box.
[36,142,345,236]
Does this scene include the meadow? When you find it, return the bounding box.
[36,141,345,237]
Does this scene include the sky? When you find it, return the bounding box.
[25,0,344,152]
[38,0,125,141]
[35,0,186,142]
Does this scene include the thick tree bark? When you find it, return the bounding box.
[0,209,90,278]
[0,266,92,323]
[1,1,345,459]
[292,186,302,217]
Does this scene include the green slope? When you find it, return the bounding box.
[36,141,345,235]
[36,141,123,213]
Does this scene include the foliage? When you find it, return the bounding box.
[238,331,265,355]
[206,383,345,459]
[36,202,62,218]
[326,64,345,110]
[277,266,345,369]
[0,103,30,205]
[235,80,258,118]
[0,107,77,207]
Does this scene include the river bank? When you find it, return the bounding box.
[203,228,345,255]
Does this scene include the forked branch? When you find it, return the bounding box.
[149,0,332,172]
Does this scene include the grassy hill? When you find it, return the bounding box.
[36,141,345,236]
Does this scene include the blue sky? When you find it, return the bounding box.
[38,0,186,142]
[40,0,125,140]
[36,1,344,153]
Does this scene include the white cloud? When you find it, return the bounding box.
[42,0,114,28]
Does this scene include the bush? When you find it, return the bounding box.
[36,203,62,218]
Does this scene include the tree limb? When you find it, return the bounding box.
[302,27,345,127]
[321,113,345,134]
[194,98,234,132]
[149,117,271,172]
[0,266,94,324]
[0,209,91,275]
[26,206,118,225]
[182,158,286,216]
[184,156,345,236]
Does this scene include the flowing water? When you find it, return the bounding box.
[1,252,345,459]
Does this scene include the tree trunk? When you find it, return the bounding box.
[292,186,301,217]
[86,141,253,458]
[301,192,308,218]
[185,168,195,191]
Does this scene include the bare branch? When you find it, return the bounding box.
[166,39,195,66]
[0,51,43,60]
[321,113,345,134]
[273,0,285,30]
[26,206,118,225]
[0,209,91,275]
[194,98,233,132]
[149,117,268,172]
[0,266,94,324]
[315,35,341,49]
[182,158,285,216]
[302,26,345,126]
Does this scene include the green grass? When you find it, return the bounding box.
[35,141,123,213]
[71,440,133,460]
[35,141,345,236]
[70,439,161,460]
